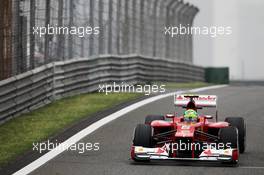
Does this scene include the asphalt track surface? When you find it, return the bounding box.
[29,86,264,175]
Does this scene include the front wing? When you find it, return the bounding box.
[131,146,239,163]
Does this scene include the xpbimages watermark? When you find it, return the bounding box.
[33,24,100,38]
[164,141,232,153]
[164,24,232,38]
[98,82,166,95]
[32,140,100,154]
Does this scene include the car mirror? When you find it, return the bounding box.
[204,115,213,119]
[166,114,174,118]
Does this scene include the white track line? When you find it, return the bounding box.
[13,84,227,175]
[239,166,264,169]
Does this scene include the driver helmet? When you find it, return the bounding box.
[184,109,198,122]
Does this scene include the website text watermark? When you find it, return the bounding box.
[32,140,100,154]
[164,24,232,38]
[98,82,166,95]
[33,24,100,38]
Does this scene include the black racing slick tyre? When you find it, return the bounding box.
[225,117,246,153]
[145,115,165,124]
[133,124,153,147]
[219,127,239,165]
[219,126,238,149]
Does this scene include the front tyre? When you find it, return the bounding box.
[219,126,238,149]
[133,124,153,147]
[219,127,239,164]
[225,117,246,153]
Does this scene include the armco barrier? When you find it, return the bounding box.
[0,55,204,123]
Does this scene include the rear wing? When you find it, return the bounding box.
[174,94,217,108]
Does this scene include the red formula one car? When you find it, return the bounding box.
[131,94,246,164]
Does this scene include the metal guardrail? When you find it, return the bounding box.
[0,63,54,122]
[0,55,204,123]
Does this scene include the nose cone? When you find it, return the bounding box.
[175,123,195,138]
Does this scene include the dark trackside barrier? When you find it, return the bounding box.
[205,67,229,84]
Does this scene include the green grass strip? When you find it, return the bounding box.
[0,93,141,166]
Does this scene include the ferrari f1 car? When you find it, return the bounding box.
[131,94,246,164]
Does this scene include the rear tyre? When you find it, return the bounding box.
[145,115,164,124]
[225,117,246,153]
[133,124,153,147]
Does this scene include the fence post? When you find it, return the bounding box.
[98,0,104,55]
[68,0,74,59]
[14,0,25,74]
[182,6,190,63]
[80,2,85,58]
[165,0,179,59]
[57,0,64,60]
[159,0,167,58]
[88,0,94,56]
[123,0,129,54]
[187,6,199,63]
[172,2,184,61]
[152,0,159,57]
[116,0,121,55]
[107,0,113,55]
[169,1,180,60]
[139,0,145,55]
[21,16,27,72]
[131,0,137,54]
[0,0,12,79]
[29,0,35,69]
[156,0,164,58]
[178,4,189,62]
[44,0,50,63]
